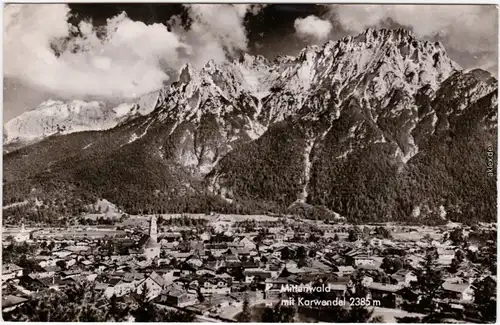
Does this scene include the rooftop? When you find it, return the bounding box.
[368,282,401,293]
[442,281,471,293]
[2,295,28,308]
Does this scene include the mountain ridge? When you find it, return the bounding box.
[4,28,462,150]
[3,28,497,225]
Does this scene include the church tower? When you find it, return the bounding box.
[15,223,30,242]
[149,215,158,243]
[143,215,161,261]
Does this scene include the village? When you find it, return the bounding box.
[1,213,497,323]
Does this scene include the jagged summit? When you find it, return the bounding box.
[4,28,497,223]
[3,28,464,150]
[237,53,270,66]
[3,28,489,161]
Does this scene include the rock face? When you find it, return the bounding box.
[3,91,162,152]
[3,29,497,223]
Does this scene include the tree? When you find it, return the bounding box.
[4,282,108,322]
[448,258,460,274]
[280,247,292,260]
[448,228,465,246]
[454,249,465,262]
[381,256,403,274]
[374,226,392,239]
[47,241,56,251]
[4,289,73,321]
[3,282,18,296]
[333,234,340,241]
[296,246,307,260]
[229,266,245,282]
[107,294,128,322]
[350,271,370,299]
[56,260,67,271]
[348,227,361,242]
[346,302,374,323]
[18,255,40,272]
[448,250,465,274]
[261,303,296,323]
[344,272,374,323]
[261,307,275,323]
[279,267,291,278]
[472,276,496,323]
[297,258,309,268]
[239,294,251,322]
[309,233,320,243]
[296,246,308,267]
[489,259,497,275]
[197,288,205,303]
[132,283,194,322]
[401,247,443,314]
[370,315,385,323]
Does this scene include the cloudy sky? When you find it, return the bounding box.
[3,4,498,122]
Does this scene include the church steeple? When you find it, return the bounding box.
[143,215,161,261]
[149,215,158,243]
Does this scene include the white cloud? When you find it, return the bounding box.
[329,5,497,55]
[4,4,265,101]
[294,15,333,41]
[182,4,251,68]
[4,5,186,100]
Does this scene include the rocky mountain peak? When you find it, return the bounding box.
[178,63,196,84]
[237,53,270,68]
[3,28,497,224]
[3,93,159,149]
[3,28,489,158]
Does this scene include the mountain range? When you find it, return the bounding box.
[3,28,497,224]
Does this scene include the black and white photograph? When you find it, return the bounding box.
[1,2,498,323]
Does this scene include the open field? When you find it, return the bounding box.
[117,213,282,227]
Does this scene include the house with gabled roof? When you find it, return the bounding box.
[136,271,165,300]
[2,264,24,281]
[52,249,73,259]
[159,284,197,307]
[94,282,109,293]
[367,282,403,308]
[185,255,203,268]
[442,280,474,302]
[32,265,61,279]
[199,277,231,295]
[334,265,355,277]
[61,268,83,280]
[2,295,28,313]
[238,237,257,250]
[243,267,278,284]
[390,269,416,287]
[264,277,294,300]
[196,263,217,277]
[104,278,137,298]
